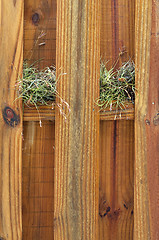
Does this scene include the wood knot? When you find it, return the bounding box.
[2,106,20,127]
[99,199,111,217]
[32,12,40,25]
[153,113,159,126]
[107,208,121,220]
[123,203,128,209]
[145,119,150,125]
[0,236,6,240]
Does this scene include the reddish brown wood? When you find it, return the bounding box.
[23,105,55,121]
[100,0,135,69]
[99,1,135,239]
[99,120,134,240]
[24,0,56,68]
[22,121,55,240]
[146,2,159,238]
[135,0,159,239]
[0,1,23,239]
[22,1,56,239]
[23,104,134,122]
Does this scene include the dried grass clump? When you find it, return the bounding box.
[16,60,135,115]
[96,60,135,111]
[16,62,56,107]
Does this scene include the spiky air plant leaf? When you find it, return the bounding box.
[96,60,135,111]
[15,62,70,124]
[16,62,56,106]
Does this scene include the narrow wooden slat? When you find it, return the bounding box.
[23,105,55,122]
[99,1,135,239]
[54,0,100,239]
[135,0,159,239]
[99,102,134,121]
[24,0,56,68]
[23,105,134,121]
[99,120,134,240]
[100,0,135,68]
[100,109,134,121]
[22,121,55,240]
[0,0,23,239]
[23,1,56,239]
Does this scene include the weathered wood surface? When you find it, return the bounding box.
[24,0,56,68]
[99,120,134,240]
[22,121,55,240]
[135,1,159,239]
[54,0,100,239]
[23,105,55,122]
[100,108,134,121]
[23,1,136,240]
[23,104,134,122]
[99,1,135,239]
[0,0,23,239]
[100,0,135,68]
[23,1,56,239]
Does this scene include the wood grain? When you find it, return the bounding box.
[100,0,135,69]
[100,102,134,121]
[22,121,55,240]
[23,105,55,122]
[22,1,136,240]
[23,1,56,239]
[54,0,100,239]
[23,104,134,122]
[99,1,135,239]
[135,0,159,239]
[99,120,134,240]
[24,0,56,68]
[0,0,23,239]
[100,108,134,121]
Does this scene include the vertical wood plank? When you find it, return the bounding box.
[100,0,135,68]
[0,0,23,239]
[135,0,159,239]
[54,0,100,239]
[23,1,56,239]
[99,121,134,240]
[24,0,56,68]
[99,1,135,239]
[22,122,55,240]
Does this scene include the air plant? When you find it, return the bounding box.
[16,60,135,120]
[15,62,70,123]
[96,60,135,111]
[16,61,56,106]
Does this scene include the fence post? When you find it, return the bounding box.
[0,0,23,239]
[135,0,159,239]
[54,0,100,239]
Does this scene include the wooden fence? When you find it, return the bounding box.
[0,0,158,239]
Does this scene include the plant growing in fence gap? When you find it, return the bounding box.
[16,60,135,122]
[95,60,135,111]
[16,61,56,106]
[15,62,70,124]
